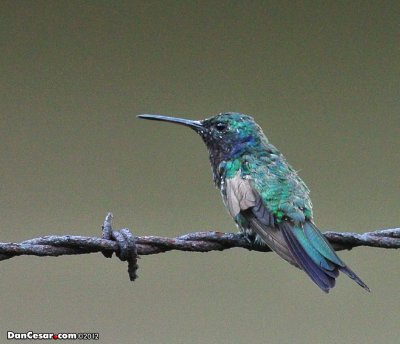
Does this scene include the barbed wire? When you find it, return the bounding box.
[0,213,398,281]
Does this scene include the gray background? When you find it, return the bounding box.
[1,1,399,343]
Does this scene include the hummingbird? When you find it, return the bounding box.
[138,112,369,293]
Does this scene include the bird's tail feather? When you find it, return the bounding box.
[279,221,370,293]
[339,265,370,292]
[304,222,370,292]
[280,222,336,293]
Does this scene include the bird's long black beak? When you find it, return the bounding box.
[137,114,204,132]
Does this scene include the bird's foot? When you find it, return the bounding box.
[237,231,256,245]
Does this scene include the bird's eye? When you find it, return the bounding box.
[215,123,227,132]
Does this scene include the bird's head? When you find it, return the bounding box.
[138,112,268,161]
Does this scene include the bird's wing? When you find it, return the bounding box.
[225,172,369,292]
[225,173,299,267]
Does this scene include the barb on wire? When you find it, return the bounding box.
[0,213,398,281]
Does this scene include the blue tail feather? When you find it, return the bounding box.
[279,221,369,292]
[280,222,335,292]
[292,226,336,272]
[304,222,344,266]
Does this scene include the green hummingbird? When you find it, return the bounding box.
[138,112,369,293]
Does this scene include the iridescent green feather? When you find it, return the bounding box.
[242,150,313,224]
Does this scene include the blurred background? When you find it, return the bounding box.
[0,1,399,343]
